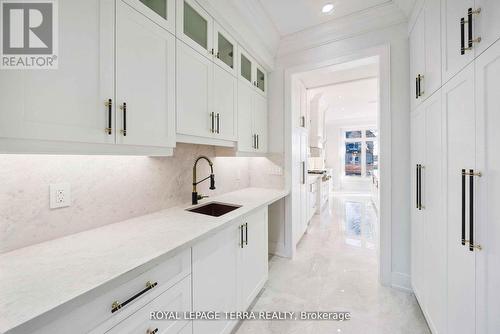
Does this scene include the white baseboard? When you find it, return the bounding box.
[391,272,412,292]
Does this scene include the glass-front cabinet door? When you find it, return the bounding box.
[214,22,237,76]
[176,0,213,58]
[238,48,254,88]
[255,65,267,96]
[123,0,175,33]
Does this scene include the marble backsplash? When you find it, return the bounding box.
[0,143,284,254]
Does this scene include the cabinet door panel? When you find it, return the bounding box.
[443,63,476,334]
[0,0,114,145]
[193,224,239,334]
[442,0,475,82]
[239,209,268,311]
[176,0,212,58]
[410,9,425,109]
[213,65,237,141]
[255,65,267,96]
[410,107,425,302]
[214,22,237,76]
[423,0,442,98]
[237,83,255,152]
[475,0,500,56]
[475,39,500,334]
[423,93,446,334]
[116,1,176,148]
[122,0,175,34]
[176,41,213,138]
[238,48,255,89]
[254,94,267,153]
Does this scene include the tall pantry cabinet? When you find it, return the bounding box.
[410,1,500,333]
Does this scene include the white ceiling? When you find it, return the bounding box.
[258,0,415,36]
[310,78,379,124]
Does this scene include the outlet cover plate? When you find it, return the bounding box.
[50,183,71,209]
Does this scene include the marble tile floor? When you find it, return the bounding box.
[236,193,430,334]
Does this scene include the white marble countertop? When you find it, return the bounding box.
[0,187,288,334]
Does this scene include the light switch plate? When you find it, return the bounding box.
[50,183,71,209]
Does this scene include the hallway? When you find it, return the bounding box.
[237,194,430,334]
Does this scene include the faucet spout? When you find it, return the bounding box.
[192,156,216,205]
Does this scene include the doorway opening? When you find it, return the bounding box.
[284,46,391,286]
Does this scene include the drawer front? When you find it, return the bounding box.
[106,276,192,334]
[33,248,191,334]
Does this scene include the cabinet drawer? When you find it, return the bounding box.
[33,248,191,334]
[105,276,192,334]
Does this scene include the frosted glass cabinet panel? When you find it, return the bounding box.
[214,22,237,76]
[240,53,253,85]
[123,0,175,33]
[176,0,213,58]
[256,67,266,95]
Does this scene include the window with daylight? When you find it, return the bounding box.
[343,128,378,177]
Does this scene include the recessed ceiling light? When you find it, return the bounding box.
[322,3,334,14]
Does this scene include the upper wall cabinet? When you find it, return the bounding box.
[123,0,175,34]
[238,48,267,96]
[176,0,213,58]
[214,22,238,76]
[441,0,500,82]
[409,0,441,109]
[0,0,175,155]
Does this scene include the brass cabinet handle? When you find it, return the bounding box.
[111,281,158,313]
[105,99,112,135]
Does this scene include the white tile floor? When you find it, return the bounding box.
[236,193,430,334]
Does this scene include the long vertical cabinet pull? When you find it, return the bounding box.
[461,17,466,55]
[469,169,474,251]
[416,164,419,209]
[468,8,482,49]
[216,113,220,134]
[240,224,244,248]
[256,135,259,150]
[418,164,423,210]
[418,74,424,97]
[415,77,419,99]
[244,223,248,245]
[121,103,127,136]
[462,169,466,245]
[302,161,306,185]
[210,112,215,133]
[105,99,112,135]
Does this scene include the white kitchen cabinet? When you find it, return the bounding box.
[0,0,114,146]
[192,224,239,334]
[409,0,441,109]
[214,22,238,76]
[176,40,214,139]
[474,39,500,334]
[0,0,176,155]
[237,47,267,96]
[176,0,213,58]
[443,63,476,334]
[442,0,476,82]
[238,208,268,311]
[474,0,500,56]
[213,65,238,141]
[116,0,176,148]
[106,277,192,334]
[411,92,446,334]
[236,83,268,154]
[123,0,175,34]
[192,208,269,333]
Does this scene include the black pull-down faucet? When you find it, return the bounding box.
[192,156,216,205]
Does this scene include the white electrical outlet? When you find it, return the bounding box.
[50,183,71,209]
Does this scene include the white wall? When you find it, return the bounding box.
[268,22,411,288]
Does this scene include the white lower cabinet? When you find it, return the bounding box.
[192,207,269,334]
[105,277,192,334]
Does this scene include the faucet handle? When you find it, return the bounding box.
[197,194,209,200]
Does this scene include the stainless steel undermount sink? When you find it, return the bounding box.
[187,202,241,217]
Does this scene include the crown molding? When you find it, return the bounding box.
[277,3,408,58]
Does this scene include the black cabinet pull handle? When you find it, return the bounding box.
[469,169,474,251]
[461,17,466,55]
[468,9,473,50]
[418,74,424,96]
[418,164,422,210]
[240,224,244,248]
[111,281,157,313]
[105,99,112,135]
[211,112,215,133]
[121,102,127,136]
[415,77,419,99]
[245,222,248,245]
[216,113,220,134]
[257,134,259,149]
[462,169,466,245]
